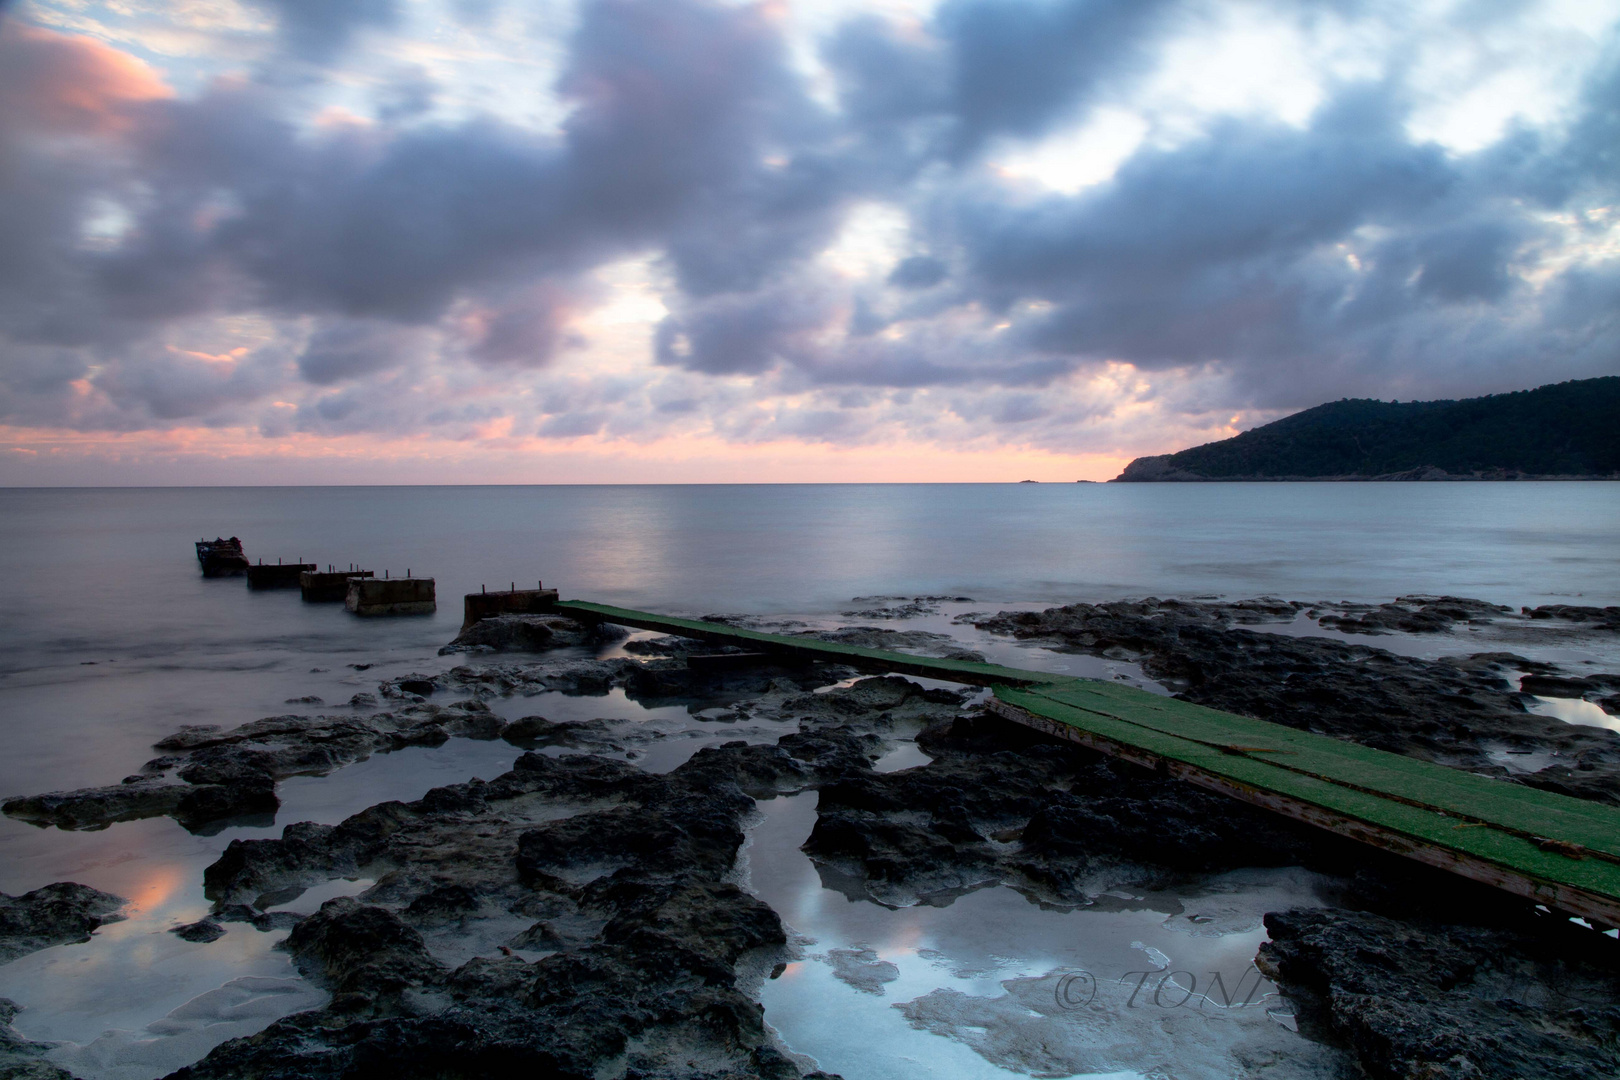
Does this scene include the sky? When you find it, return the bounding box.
[0,0,1616,484]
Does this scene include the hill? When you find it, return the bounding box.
[1113,377,1620,481]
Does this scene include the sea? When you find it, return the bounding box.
[1,482,1617,1080]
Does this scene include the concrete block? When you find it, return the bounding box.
[462,585,559,629]
[347,576,436,616]
[247,562,317,590]
[301,568,374,603]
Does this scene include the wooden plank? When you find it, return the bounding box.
[555,600,1046,686]
[988,694,1620,927]
[1029,681,1620,862]
[555,597,1620,924]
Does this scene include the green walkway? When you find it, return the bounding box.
[557,599,1620,926]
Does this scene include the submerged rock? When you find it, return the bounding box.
[170,918,226,944]
[0,882,126,963]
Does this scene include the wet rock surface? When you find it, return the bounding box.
[839,596,971,620]
[807,715,1327,907]
[9,601,1620,1080]
[1525,604,1620,630]
[0,883,126,964]
[1258,908,1620,1079]
[1,996,76,1080]
[4,644,831,834]
[169,918,226,944]
[438,614,629,656]
[974,598,1620,804]
[172,698,893,1078]
[1314,595,1513,635]
[3,701,508,832]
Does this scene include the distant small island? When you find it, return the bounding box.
[1114,377,1620,481]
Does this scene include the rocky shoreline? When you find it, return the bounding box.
[3,597,1619,1079]
[1113,455,1620,481]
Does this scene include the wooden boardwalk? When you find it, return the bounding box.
[556,600,1620,926]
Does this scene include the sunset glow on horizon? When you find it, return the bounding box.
[2,0,1616,484]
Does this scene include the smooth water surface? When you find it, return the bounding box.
[0,482,1615,1078]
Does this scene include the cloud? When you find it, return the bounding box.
[936,0,1175,155]
[250,0,398,60]
[296,318,423,384]
[0,0,1617,473]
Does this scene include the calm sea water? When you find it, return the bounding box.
[1,482,1617,798]
[0,482,1616,1079]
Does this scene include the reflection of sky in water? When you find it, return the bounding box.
[0,811,321,1079]
[743,794,1340,1080]
[0,739,547,1080]
[1529,696,1620,733]
[1,485,1616,1078]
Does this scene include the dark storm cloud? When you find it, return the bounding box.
[935,0,1174,155]
[0,0,1617,445]
[944,88,1454,367]
[94,345,283,422]
[251,0,400,59]
[888,255,948,289]
[825,0,1175,160]
[0,0,868,427]
[905,67,1620,404]
[297,319,421,384]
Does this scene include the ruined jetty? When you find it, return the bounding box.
[462,582,560,630]
[300,566,373,603]
[347,574,436,616]
[194,537,249,578]
[556,598,1620,929]
[245,560,317,590]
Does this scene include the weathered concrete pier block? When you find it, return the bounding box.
[462,583,559,629]
[348,576,436,616]
[246,561,317,590]
[301,567,374,603]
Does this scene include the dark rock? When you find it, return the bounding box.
[507,921,565,951]
[404,884,480,925]
[1259,907,1620,1080]
[1525,604,1620,629]
[1,996,78,1080]
[0,882,126,963]
[5,701,519,832]
[1319,595,1512,634]
[170,918,226,943]
[284,898,445,998]
[438,614,629,656]
[1521,673,1620,699]
[804,716,1320,905]
[803,627,986,662]
[3,779,186,830]
[173,702,850,1078]
[974,599,1620,804]
[175,782,280,832]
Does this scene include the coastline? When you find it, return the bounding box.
[1112,457,1620,482]
[2,593,1618,1079]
